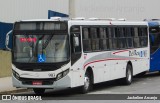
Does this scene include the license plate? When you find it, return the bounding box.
[32,81,42,85]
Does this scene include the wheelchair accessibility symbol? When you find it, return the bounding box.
[38,54,46,63]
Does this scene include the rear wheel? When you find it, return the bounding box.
[80,71,93,93]
[33,88,45,94]
[122,64,133,85]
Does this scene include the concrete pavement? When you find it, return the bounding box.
[0,50,12,77]
[0,76,27,93]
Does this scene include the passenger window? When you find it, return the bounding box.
[83,28,90,39]
[133,27,140,48]
[83,28,91,52]
[90,28,98,38]
[139,27,148,47]
[117,27,126,49]
[110,28,117,49]
[90,28,99,51]
[99,28,106,38]
[108,28,112,49]
[126,28,133,48]
[99,28,109,50]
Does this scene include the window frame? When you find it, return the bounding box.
[80,25,148,53]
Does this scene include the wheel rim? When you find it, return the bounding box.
[127,69,132,82]
[84,75,90,90]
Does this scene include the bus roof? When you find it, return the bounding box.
[148,21,159,27]
[19,18,148,26]
[145,19,160,26]
[68,20,147,26]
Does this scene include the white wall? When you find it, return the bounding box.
[71,0,160,20]
[0,0,160,22]
[0,0,69,23]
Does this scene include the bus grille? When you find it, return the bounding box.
[19,78,55,85]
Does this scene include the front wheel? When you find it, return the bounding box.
[80,71,93,94]
[122,64,133,85]
[33,88,45,94]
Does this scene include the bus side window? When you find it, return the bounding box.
[83,28,91,52]
[140,27,148,47]
[111,27,118,49]
[133,27,140,48]
[90,27,99,51]
[99,28,109,50]
[108,28,113,49]
[117,27,127,49]
[126,28,133,48]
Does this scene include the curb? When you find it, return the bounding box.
[0,89,31,94]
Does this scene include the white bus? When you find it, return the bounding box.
[8,17,150,94]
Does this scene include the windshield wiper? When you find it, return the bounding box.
[42,35,53,49]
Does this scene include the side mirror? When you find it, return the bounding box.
[73,36,79,47]
[5,30,12,51]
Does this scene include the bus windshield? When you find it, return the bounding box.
[13,34,69,63]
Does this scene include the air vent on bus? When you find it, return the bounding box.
[102,18,116,21]
[117,18,127,21]
[71,17,85,20]
[50,17,62,21]
[88,18,116,21]
[88,18,99,20]
[50,17,69,21]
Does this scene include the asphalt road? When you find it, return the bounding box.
[89,72,160,94]
[1,72,160,103]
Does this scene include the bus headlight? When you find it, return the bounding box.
[56,69,69,81]
[12,70,20,80]
[63,69,69,77]
[56,73,63,80]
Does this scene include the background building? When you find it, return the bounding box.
[1,0,159,23]
[69,0,160,20]
[0,0,69,23]
[0,0,69,49]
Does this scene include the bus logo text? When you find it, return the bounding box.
[129,50,147,57]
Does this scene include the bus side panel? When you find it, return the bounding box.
[131,48,149,75]
[83,52,108,84]
[150,49,160,72]
[92,60,106,83]
[70,57,84,88]
[111,60,126,80]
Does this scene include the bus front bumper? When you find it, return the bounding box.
[12,74,71,90]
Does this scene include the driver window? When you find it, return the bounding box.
[71,33,81,53]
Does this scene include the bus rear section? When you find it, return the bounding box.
[148,20,160,72]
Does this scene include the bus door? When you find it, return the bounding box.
[149,25,160,72]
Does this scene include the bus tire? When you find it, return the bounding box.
[122,64,133,85]
[80,71,93,94]
[33,88,45,94]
